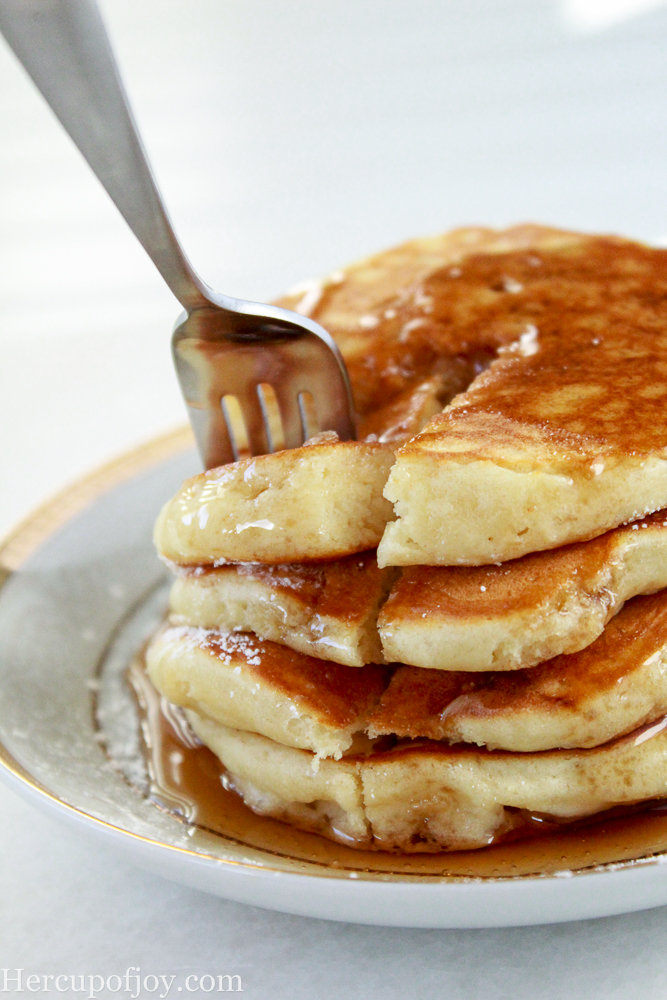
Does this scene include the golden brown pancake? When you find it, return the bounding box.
[187,709,667,852]
[378,236,667,566]
[370,591,667,750]
[275,223,578,408]
[168,551,396,666]
[146,624,388,759]
[186,711,371,845]
[156,225,587,567]
[379,510,667,671]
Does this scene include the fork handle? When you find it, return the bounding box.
[0,0,211,312]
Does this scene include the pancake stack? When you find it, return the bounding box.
[147,225,667,852]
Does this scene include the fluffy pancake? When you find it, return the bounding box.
[361,722,667,852]
[145,624,387,759]
[156,225,586,567]
[169,551,396,666]
[379,510,667,671]
[276,223,578,399]
[370,591,667,751]
[187,710,667,852]
[148,223,667,855]
[154,435,394,566]
[377,237,667,566]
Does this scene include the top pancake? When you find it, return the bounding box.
[378,236,667,565]
[156,226,667,566]
[155,225,523,566]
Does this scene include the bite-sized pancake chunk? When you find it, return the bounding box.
[154,435,394,566]
[146,624,387,760]
[169,551,396,667]
[187,710,667,852]
[379,511,667,671]
[377,237,667,566]
[371,592,667,751]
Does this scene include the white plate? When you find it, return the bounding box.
[3,429,667,929]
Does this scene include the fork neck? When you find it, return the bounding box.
[146,222,215,313]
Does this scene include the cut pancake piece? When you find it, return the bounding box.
[377,237,667,566]
[379,510,667,671]
[169,551,396,666]
[146,625,388,759]
[154,436,395,566]
[370,591,667,751]
[186,710,371,846]
[357,374,462,446]
[149,588,667,761]
[186,710,667,852]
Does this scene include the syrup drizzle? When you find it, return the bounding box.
[128,651,667,879]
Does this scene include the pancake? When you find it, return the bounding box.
[377,237,667,566]
[155,225,584,567]
[379,510,667,671]
[154,434,395,566]
[145,624,388,760]
[168,551,396,666]
[186,710,667,852]
[168,506,667,672]
[370,591,667,751]
[275,223,578,397]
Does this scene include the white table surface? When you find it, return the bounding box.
[3,1,667,995]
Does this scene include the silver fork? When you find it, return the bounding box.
[0,0,356,469]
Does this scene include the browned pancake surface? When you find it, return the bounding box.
[164,227,667,568]
[199,630,387,729]
[278,224,578,426]
[378,510,667,670]
[383,535,617,621]
[193,550,387,626]
[346,236,667,461]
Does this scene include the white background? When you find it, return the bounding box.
[2,1,667,995]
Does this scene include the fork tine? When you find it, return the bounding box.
[271,381,307,450]
[221,395,251,461]
[172,307,356,469]
[240,385,274,457]
[257,383,285,453]
[298,390,320,440]
[184,402,236,469]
